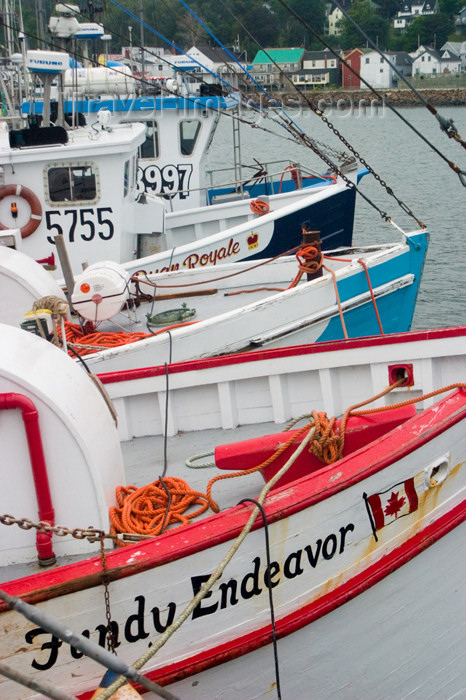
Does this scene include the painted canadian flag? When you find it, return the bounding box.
[366,476,422,531]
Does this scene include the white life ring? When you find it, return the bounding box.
[0,184,43,239]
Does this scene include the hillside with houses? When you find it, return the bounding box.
[8,0,466,102]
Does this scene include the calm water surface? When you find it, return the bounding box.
[207,104,466,331]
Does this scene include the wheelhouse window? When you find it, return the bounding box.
[139,121,159,159]
[179,120,201,156]
[47,164,97,202]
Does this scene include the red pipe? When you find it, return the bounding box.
[0,393,56,565]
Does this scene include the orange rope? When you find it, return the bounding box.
[109,477,210,545]
[286,245,322,289]
[206,383,466,510]
[278,165,298,193]
[250,198,270,215]
[323,263,349,339]
[108,384,465,540]
[59,320,197,357]
[348,382,466,418]
[357,258,384,335]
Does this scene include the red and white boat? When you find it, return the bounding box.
[0,324,464,699]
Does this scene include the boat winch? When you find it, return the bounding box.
[71,261,130,321]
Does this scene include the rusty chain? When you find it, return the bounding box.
[283,112,426,229]
[0,513,149,544]
[99,539,117,654]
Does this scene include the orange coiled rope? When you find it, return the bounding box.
[286,245,322,288]
[59,321,152,356]
[205,410,342,512]
[250,198,270,215]
[59,320,197,357]
[108,383,466,541]
[109,478,210,545]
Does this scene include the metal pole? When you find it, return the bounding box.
[54,234,75,311]
[139,0,145,80]
[0,588,179,700]
[0,661,77,700]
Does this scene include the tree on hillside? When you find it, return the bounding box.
[401,13,452,51]
[337,0,390,50]
[438,0,463,17]
[376,0,400,19]
[175,0,278,57]
[270,0,327,48]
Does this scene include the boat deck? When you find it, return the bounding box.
[0,419,280,584]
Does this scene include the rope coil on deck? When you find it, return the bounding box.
[58,321,196,357]
[109,478,210,544]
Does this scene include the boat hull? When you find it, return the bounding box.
[166,516,465,699]
[0,389,464,699]
[83,231,429,372]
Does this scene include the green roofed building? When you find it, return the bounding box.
[251,48,305,89]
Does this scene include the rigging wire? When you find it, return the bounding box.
[274,0,466,186]
[207,0,426,225]
[53,0,319,154]
[9,6,426,222]
[3,15,318,180]
[333,0,466,152]
[96,1,427,223]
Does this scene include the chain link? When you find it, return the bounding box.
[0,513,147,544]
[281,106,425,229]
[99,540,116,654]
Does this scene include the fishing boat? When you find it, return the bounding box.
[0,323,464,699]
[0,225,429,371]
[0,49,363,280]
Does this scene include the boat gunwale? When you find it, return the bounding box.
[98,326,466,384]
[1,385,465,607]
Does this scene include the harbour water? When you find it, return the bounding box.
[207,103,466,331]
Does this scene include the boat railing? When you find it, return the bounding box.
[183,161,331,208]
[205,159,325,190]
[145,161,335,212]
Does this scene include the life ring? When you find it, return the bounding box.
[0,184,42,239]
[250,198,270,215]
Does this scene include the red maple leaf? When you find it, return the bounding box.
[384,491,406,518]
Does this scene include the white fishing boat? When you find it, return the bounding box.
[0,324,464,699]
[0,49,363,280]
[0,226,429,371]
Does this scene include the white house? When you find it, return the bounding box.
[325,1,351,36]
[440,41,466,72]
[394,0,439,32]
[412,47,442,74]
[360,50,412,88]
